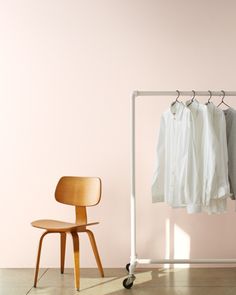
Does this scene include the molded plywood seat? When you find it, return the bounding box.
[31,176,104,291]
[31,219,99,232]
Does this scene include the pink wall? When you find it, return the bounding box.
[0,0,236,268]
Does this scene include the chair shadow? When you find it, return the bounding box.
[79,268,170,294]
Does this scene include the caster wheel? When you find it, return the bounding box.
[123,278,133,289]
[126,263,130,272]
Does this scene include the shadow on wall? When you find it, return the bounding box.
[165,200,236,266]
[136,200,236,269]
[165,217,190,267]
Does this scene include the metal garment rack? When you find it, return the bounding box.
[123,90,236,289]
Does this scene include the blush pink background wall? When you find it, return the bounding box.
[1,0,236,268]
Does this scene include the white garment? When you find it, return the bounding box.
[206,103,231,200]
[185,100,210,212]
[152,102,191,208]
[201,103,230,214]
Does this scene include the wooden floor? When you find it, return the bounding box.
[1,268,236,294]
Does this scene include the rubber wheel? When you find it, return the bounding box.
[126,263,130,272]
[123,278,133,289]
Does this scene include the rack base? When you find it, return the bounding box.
[123,258,236,289]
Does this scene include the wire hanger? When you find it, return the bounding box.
[187,90,196,106]
[217,90,230,108]
[171,90,180,106]
[206,90,212,105]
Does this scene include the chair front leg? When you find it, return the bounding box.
[71,231,80,291]
[60,233,66,274]
[85,229,104,277]
[34,231,50,287]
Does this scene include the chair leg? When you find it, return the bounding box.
[60,233,66,274]
[85,229,104,277]
[34,231,49,288]
[71,232,80,291]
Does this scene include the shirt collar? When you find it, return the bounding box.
[170,102,186,120]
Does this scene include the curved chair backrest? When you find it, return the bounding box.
[55,176,101,207]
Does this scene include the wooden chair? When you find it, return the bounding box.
[31,176,104,291]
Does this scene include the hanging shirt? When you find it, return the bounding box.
[152,102,191,208]
[224,107,236,199]
[206,103,231,202]
[185,100,211,213]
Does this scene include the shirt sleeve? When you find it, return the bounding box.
[152,115,166,203]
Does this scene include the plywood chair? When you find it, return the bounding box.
[31,176,104,291]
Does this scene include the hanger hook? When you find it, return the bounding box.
[186,90,196,107]
[191,90,196,102]
[208,90,212,103]
[175,90,180,102]
[221,90,225,102]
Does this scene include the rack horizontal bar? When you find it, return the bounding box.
[138,258,236,264]
[133,90,236,97]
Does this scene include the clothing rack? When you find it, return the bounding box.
[123,90,236,289]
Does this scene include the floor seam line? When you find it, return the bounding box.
[25,268,49,295]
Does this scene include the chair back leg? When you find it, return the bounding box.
[86,229,104,277]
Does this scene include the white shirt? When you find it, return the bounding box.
[206,103,230,201]
[152,102,191,208]
[185,100,209,212]
[203,103,231,214]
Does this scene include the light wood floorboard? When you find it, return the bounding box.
[1,268,236,294]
